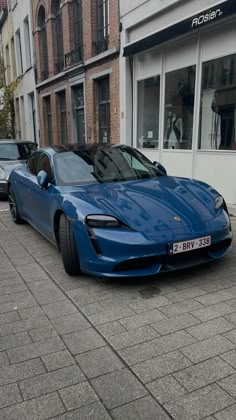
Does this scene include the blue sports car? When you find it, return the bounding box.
[8,144,232,277]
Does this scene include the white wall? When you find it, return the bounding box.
[11,0,39,144]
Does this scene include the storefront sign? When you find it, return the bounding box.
[123,0,236,57]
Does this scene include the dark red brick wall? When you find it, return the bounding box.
[32,0,120,145]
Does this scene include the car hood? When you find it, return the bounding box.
[0,161,24,178]
[68,176,219,235]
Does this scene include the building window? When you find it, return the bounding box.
[15,29,23,75]
[15,97,21,139]
[72,85,85,143]
[65,0,83,68]
[164,65,196,150]
[57,91,67,144]
[24,16,32,70]
[95,0,109,55]
[20,96,25,139]
[29,93,36,144]
[199,53,236,151]
[52,0,64,73]
[98,77,110,143]
[137,76,160,148]
[5,44,11,83]
[11,36,17,79]
[38,6,48,80]
[44,96,52,145]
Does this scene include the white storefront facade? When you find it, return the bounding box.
[10,0,39,143]
[120,0,236,205]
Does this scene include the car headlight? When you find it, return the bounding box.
[215,195,224,210]
[0,167,5,180]
[86,215,121,228]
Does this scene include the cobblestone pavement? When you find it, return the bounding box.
[0,209,236,419]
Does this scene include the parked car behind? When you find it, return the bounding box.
[0,140,36,197]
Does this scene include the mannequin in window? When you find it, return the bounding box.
[165,107,183,149]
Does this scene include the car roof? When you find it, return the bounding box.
[0,139,36,144]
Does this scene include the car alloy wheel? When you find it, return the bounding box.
[8,187,22,224]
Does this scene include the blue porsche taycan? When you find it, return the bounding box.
[8,144,232,277]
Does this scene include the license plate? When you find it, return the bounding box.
[168,236,211,255]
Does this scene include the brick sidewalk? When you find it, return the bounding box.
[0,211,236,419]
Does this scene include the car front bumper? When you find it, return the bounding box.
[73,210,232,277]
[0,180,8,196]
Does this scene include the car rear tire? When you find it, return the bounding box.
[59,214,81,276]
[8,186,23,224]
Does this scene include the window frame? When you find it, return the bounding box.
[97,77,110,144]
[95,0,109,55]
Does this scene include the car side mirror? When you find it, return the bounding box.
[37,170,49,189]
[153,161,167,176]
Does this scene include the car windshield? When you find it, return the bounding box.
[54,146,162,185]
[0,143,36,161]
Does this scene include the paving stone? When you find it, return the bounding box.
[0,331,32,351]
[0,352,9,367]
[42,300,77,319]
[0,392,65,420]
[215,404,236,420]
[42,350,75,371]
[75,346,124,379]
[80,302,106,316]
[91,369,147,409]
[147,375,187,404]
[199,278,235,293]
[0,316,51,337]
[128,296,171,313]
[29,326,58,342]
[186,317,235,340]
[195,289,236,306]
[119,309,166,330]
[224,311,236,325]
[133,350,192,383]
[164,384,235,420]
[18,306,44,320]
[88,307,135,326]
[223,328,236,344]
[0,383,22,408]
[51,401,112,420]
[97,321,126,338]
[192,302,236,322]
[159,299,204,318]
[120,330,196,365]
[7,337,66,364]
[0,284,27,297]
[174,356,235,392]
[28,281,65,305]
[0,359,46,386]
[111,395,170,420]
[51,313,90,335]
[19,365,85,400]
[181,335,235,363]
[152,313,200,335]
[166,287,206,303]
[108,325,159,350]
[59,382,98,410]
[62,328,106,355]
[218,373,236,398]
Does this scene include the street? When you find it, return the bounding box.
[0,208,236,419]
[0,198,8,212]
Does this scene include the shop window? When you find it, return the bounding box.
[164,65,196,150]
[98,77,110,143]
[199,53,236,150]
[44,96,52,145]
[137,76,160,148]
[72,85,85,143]
[57,91,67,144]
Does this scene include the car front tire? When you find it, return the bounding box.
[59,214,81,276]
[8,186,23,224]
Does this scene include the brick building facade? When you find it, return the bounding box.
[32,0,120,146]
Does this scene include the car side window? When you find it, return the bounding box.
[27,152,41,176]
[37,153,54,184]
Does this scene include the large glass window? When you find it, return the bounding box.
[57,91,67,144]
[95,0,109,55]
[164,66,196,150]
[199,53,236,150]
[44,96,52,145]
[53,0,64,73]
[72,85,85,143]
[38,6,48,80]
[137,76,160,149]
